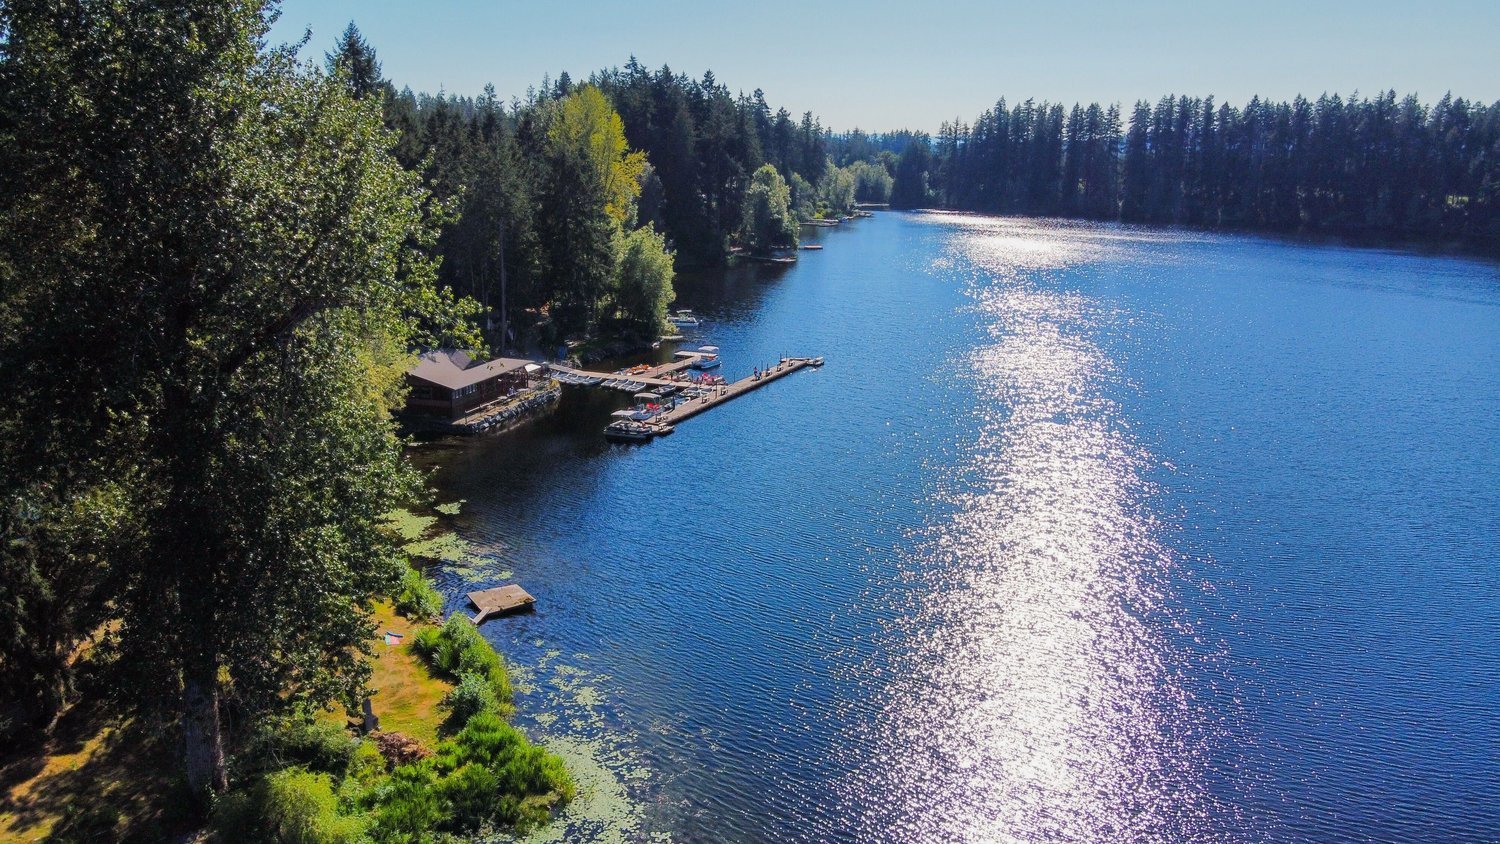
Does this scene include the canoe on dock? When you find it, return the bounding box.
[468,584,536,623]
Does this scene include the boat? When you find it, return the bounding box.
[668,309,700,327]
[612,408,656,422]
[604,420,655,443]
[801,244,824,250]
[690,345,721,370]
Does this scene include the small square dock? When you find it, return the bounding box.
[467,584,536,623]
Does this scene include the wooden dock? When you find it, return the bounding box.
[650,357,821,427]
[467,584,536,623]
[551,351,713,391]
[555,352,823,441]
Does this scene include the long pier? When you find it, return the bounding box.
[652,357,822,426]
[552,354,824,439]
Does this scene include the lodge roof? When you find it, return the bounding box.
[408,349,536,391]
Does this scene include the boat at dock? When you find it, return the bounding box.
[668,309,700,327]
[801,244,824,250]
[690,346,721,369]
[604,419,656,443]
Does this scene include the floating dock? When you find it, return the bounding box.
[554,352,824,442]
[650,356,822,427]
[468,584,536,623]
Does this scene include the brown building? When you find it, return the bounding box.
[405,350,543,420]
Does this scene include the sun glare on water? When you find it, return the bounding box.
[845,218,1228,842]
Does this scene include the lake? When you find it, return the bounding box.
[412,212,1500,842]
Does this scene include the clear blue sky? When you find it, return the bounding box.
[267,0,1500,132]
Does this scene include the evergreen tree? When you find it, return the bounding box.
[0,0,476,801]
[326,21,384,100]
[891,135,932,209]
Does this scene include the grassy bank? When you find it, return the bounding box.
[1,511,571,843]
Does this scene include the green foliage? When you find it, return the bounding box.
[348,741,389,788]
[891,135,933,209]
[368,761,443,842]
[245,720,361,779]
[549,86,647,228]
[393,567,443,621]
[861,92,1500,246]
[411,616,513,719]
[379,510,438,543]
[817,165,857,217]
[848,160,894,203]
[0,0,483,797]
[364,717,575,838]
[263,769,370,844]
[438,711,576,825]
[433,763,500,831]
[409,627,445,662]
[325,22,386,101]
[610,224,676,336]
[739,165,800,255]
[788,173,817,222]
[440,672,500,731]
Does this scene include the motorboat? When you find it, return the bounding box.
[668,309,700,327]
[611,408,656,422]
[690,345,721,370]
[604,420,655,443]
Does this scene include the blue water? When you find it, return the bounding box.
[415,213,1500,842]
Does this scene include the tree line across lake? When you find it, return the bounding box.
[869,93,1500,249]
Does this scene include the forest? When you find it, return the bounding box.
[1,0,1496,840]
[373,46,891,352]
[877,93,1500,248]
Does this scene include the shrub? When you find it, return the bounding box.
[443,712,574,805]
[208,790,269,844]
[439,671,499,731]
[434,763,500,832]
[411,616,513,720]
[244,719,359,778]
[348,739,388,786]
[408,627,443,661]
[369,761,442,843]
[393,566,443,621]
[263,768,369,844]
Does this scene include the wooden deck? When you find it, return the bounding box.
[650,357,820,426]
[556,352,823,441]
[467,584,536,623]
[551,352,714,391]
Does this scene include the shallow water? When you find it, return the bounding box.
[414,212,1500,843]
